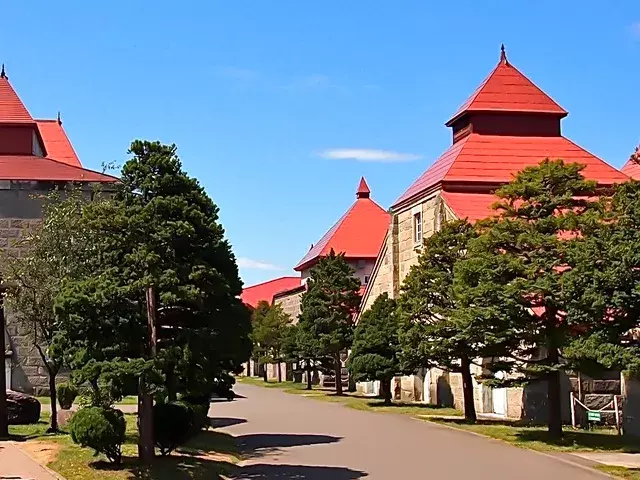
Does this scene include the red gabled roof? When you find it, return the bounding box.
[0,74,33,123]
[394,135,627,207]
[621,148,640,180]
[36,120,82,168]
[295,177,390,271]
[0,155,118,182]
[446,46,566,126]
[241,276,302,308]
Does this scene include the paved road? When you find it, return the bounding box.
[213,383,607,480]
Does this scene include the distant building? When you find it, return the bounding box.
[360,47,629,418]
[241,178,389,381]
[0,67,117,394]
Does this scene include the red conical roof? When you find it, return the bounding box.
[446,46,567,126]
[356,176,370,198]
[0,74,33,123]
[295,178,389,271]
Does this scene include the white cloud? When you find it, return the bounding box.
[318,148,422,163]
[237,257,284,271]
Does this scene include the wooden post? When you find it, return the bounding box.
[614,395,621,435]
[0,287,8,439]
[570,391,576,429]
[138,286,157,462]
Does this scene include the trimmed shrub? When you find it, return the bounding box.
[153,402,194,456]
[183,401,210,432]
[57,383,79,410]
[69,407,126,464]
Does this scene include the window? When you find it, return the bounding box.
[413,211,422,244]
[364,275,371,285]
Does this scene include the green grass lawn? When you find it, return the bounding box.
[597,465,640,479]
[236,376,462,418]
[428,417,640,454]
[9,409,240,480]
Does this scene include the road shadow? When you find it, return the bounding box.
[229,463,367,479]
[237,433,341,459]
[210,417,248,428]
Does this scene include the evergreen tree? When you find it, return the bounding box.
[55,141,251,460]
[348,293,400,404]
[250,300,272,381]
[397,220,505,421]
[298,250,361,395]
[251,302,292,382]
[562,176,640,377]
[456,159,603,438]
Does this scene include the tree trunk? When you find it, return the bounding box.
[277,361,282,383]
[47,368,59,433]
[262,363,267,382]
[547,346,563,439]
[306,365,312,390]
[137,377,155,462]
[460,356,477,423]
[381,378,392,405]
[334,354,343,396]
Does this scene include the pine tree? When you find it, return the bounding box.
[348,293,400,404]
[251,302,292,382]
[298,250,361,395]
[54,141,251,460]
[456,159,602,438]
[398,220,500,421]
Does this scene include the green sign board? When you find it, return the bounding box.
[587,411,602,422]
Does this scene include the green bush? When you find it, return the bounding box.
[153,402,194,456]
[183,401,210,432]
[57,383,79,410]
[69,407,126,464]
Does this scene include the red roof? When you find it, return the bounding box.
[395,135,627,207]
[241,276,302,308]
[295,178,390,271]
[442,191,497,223]
[446,47,566,126]
[0,155,118,182]
[622,160,640,180]
[0,71,118,183]
[36,120,82,167]
[0,76,33,123]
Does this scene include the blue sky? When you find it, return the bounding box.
[2,1,639,286]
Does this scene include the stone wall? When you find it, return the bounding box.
[274,289,303,323]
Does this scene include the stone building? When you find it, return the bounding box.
[241,178,389,382]
[359,47,630,419]
[0,67,117,394]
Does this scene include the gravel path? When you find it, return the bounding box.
[212,383,608,480]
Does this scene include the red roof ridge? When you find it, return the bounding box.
[0,75,34,123]
[559,136,629,184]
[41,155,119,182]
[392,134,472,208]
[35,119,83,168]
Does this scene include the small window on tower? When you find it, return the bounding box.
[413,211,422,245]
[364,275,371,285]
